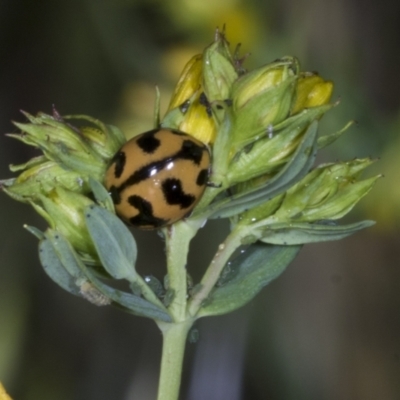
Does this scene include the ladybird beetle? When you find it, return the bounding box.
[104,128,210,229]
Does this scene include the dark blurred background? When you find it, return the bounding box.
[1,0,399,399]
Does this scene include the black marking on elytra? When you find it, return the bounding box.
[162,178,195,209]
[136,130,161,154]
[112,151,126,178]
[109,186,122,205]
[128,195,168,227]
[196,169,208,186]
[180,140,204,165]
[114,141,207,193]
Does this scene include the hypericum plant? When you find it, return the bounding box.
[0,30,379,400]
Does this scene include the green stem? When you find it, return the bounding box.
[188,229,242,316]
[164,221,198,321]
[153,220,202,399]
[156,321,193,400]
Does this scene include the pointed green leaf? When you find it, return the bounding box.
[199,243,301,317]
[9,155,47,172]
[82,267,172,322]
[38,237,82,297]
[317,120,354,149]
[24,224,45,240]
[84,205,137,281]
[88,177,115,212]
[258,220,375,245]
[40,230,171,320]
[44,229,87,279]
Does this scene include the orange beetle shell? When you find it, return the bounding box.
[104,128,210,229]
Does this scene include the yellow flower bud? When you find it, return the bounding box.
[291,73,333,114]
[230,58,298,146]
[168,54,203,111]
[232,65,286,110]
[178,93,217,144]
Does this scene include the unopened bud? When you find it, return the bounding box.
[202,35,238,102]
[230,58,298,146]
[167,54,203,111]
[291,73,333,115]
[1,160,88,202]
[32,188,97,258]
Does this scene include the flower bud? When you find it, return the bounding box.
[291,73,333,115]
[32,188,97,259]
[232,58,297,109]
[74,115,126,160]
[177,93,217,144]
[167,54,203,111]
[226,96,334,186]
[9,111,125,181]
[287,160,379,222]
[239,158,379,227]
[202,33,238,102]
[2,111,126,207]
[162,53,217,144]
[230,58,298,146]
[1,159,88,202]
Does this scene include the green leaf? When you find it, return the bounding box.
[88,177,115,212]
[258,220,375,245]
[207,121,319,219]
[84,205,137,281]
[24,224,45,240]
[199,243,301,317]
[38,236,82,297]
[40,229,172,321]
[82,267,172,322]
[317,120,354,149]
[9,155,47,172]
[43,229,87,279]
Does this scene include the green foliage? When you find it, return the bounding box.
[199,243,301,317]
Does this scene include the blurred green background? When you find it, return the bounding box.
[1,0,399,399]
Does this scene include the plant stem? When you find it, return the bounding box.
[156,321,193,400]
[155,220,203,399]
[187,229,242,316]
[151,220,202,399]
[164,221,196,321]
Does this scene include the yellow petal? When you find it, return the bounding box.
[179,95,217,144]
[168,54,203,111]
[292,74,333,114]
